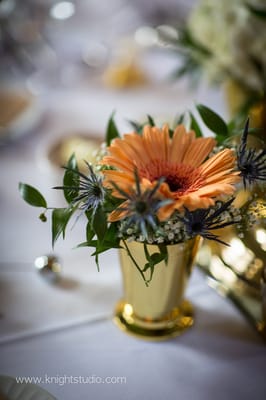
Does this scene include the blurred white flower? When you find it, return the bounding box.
[187,0,266,92]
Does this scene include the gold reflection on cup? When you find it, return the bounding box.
[197,186,266,339]
[114,237,201,340]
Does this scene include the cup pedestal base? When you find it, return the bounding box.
[113,299,194,341]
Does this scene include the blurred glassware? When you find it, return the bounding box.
[157,0,266,129]
[0,0,52,78]
[49,1,75,20]
[131,0,196,26]
[24,0,145,92]
[0,375,57,400]
[197,132,266,341]
[0,86,42,144]
[34,254,62,284]
[46,133,103,174]
[262,266,266,337]
[102,38,148,89]
[224,79,266,141]
[2,0,194,92]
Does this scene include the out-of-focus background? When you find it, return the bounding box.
[0,0,263,345]
[1,2,265,399]
[0,0,196,94]
[1,0,226,264]
[0,0,219,148]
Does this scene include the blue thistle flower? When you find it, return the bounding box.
[55,162,106,213]
[110,170,172,239]
[180,198,236,245]
[237,118,266,188]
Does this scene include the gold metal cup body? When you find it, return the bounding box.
[114,237,201,340]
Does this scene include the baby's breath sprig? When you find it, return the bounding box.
[119,198,246,247]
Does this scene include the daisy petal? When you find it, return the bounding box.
[101,123,239,217]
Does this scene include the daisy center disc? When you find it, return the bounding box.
[139,161,204,195]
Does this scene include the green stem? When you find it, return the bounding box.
[143,243,154,284]
[122,240,149,287]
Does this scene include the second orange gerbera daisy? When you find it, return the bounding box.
[101,124,240,220]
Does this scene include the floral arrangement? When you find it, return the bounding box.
[159,0,266,109]
[19,106,266,285]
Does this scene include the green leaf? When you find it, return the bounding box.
[158,244,168,264]
[247,4,266,19]
[76,241,92,248]
[142,244,168,275]
[143,262,155,281]
[75,239,100,249]
[171,58,199,80]
[91,242,116,256]
[174,111,192,130]
[84,223,121,255]
[196,104,228,138]
[175,112,186,126]
[63,154,79,204]
[143,252,165,271]
[86,221,95,243]
[51,207,74,247]
[189,112,203,137]
[91,241,113,272]
[19,183,47,208]
[92,206,107,243]
[127,119,143,134]
[147,115,155,126]
[39,212,47,222]
[150,252,166,264]
[141,244,164,282]
[106,112,120,146]
[104,222,121,248]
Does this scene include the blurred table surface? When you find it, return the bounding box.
[0,47,265,400]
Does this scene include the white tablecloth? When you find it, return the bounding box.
[1,268,265,400]
[0,51,265,400]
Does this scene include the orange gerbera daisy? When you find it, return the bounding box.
[101,124,240,220]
